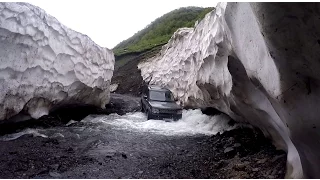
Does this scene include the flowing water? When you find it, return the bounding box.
[0,109,236,141]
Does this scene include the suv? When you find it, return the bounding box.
[141,85,182,121]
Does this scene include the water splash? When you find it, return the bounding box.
[0,109,238,141]
[0,128,48,141]
[82,109,237,136]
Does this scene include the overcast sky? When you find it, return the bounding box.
[24,0,218,49]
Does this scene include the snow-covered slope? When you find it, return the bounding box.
[139,2,320,178]
[0,2,114,120]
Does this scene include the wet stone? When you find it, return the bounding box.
[49,171,61,178]
[224,147,234,153]
[213,160,226,169]
[268,175,275,179]
[252,168,259,172]
[233,162,249,171]
[49,164,60,171]
[257,158,267,164]
[51,133,64,138]
[233,143,241,148]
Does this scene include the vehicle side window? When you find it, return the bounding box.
[165,91,174,101]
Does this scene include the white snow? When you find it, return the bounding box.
[138,2,320,178]
[0,2,114,120]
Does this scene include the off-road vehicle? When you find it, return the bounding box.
[141,85,182,120]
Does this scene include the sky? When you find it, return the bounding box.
[24,0,218,49]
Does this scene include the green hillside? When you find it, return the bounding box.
[113,6,214,57]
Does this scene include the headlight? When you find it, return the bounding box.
[152,108,159,114]
[177,110,182,114]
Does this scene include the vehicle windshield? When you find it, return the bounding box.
[149,90,175,102]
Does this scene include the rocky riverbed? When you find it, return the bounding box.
[0,108,286,178]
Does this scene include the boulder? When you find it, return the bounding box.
[105,93,141,115]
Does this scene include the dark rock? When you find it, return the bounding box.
[201,107,223,116]
[105,94,142,115]
[105,150,116,158]
[268,175,275,179]
[257,158,267,164]
[49,164,60,171]
[224,147,234,154]
[50,104,104,123]
[213,160,226,169]
[271,154,286,163]
[228,119,236,126]
[49,171,61,178]
[51,133,64,138]
[233,143,241,148]
[105,155,113,158]
[9,151,17,155]
[233,162,249,171]
[36,167,49,175]
[45,138,59,145]
[121,153,128,159]
[271,168,278,176]
[190,169,202,177]
[252,168,259,172]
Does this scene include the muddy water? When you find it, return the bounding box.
[0,109,286,178]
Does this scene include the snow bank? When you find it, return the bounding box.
[139,2,320,178]
[0,2,114,120]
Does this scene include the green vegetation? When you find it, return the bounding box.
[113,6,214,57]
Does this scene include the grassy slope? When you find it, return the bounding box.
[111,6,214,96]
[113,6,214,57]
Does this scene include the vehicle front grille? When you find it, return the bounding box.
[160,109,176,114]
